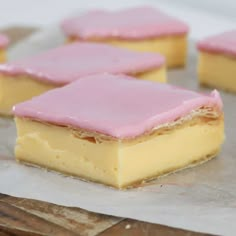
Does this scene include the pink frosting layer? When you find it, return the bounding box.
[197,30,236,57]
[13,73,223,139]
[61,7,189,40]
[0,42,164,85]
[0,34,9,49]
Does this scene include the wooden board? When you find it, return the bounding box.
[0,193,212,236]
[0,27,214,236]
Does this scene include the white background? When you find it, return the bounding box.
[0,0,235,40]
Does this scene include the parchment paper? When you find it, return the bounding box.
[0,26,236,236]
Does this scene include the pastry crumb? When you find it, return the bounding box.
[125,224,131,229]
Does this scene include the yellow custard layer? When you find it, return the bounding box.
[0,76,56,116]
[136,66,166,82]
[71,35,187,68]
[0,67,166,116]
[198,52,236,93]
[15,115,224,189]
[0,49,6,62]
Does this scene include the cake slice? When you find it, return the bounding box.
[0,42,165,115]
[197,30,236,93]
[13,74,224,189]
[61,7,189,67]
[0,34,9,62]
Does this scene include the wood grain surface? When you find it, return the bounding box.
[0,27,215,236]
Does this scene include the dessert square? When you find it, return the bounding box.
[197,30,236,93]
[13,74,224,189]
[61,7,189,68]
[0,42,165,115]
[0,34,9,63]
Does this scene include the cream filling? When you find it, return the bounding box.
[198,51,236,93]
[70,35,188,68]
[15,113,224,189]
[0,75,57,116]
[0,49,6,62]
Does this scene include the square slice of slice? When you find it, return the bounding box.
[61,7,189,67]
[0,42,165,115]
[197,30,236,93]
[13,74,224,189]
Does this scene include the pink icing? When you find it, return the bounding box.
[0,42,164,85]
[13,73,223,139]
[0,34,9,49]
[197,30,236,57]
[61,7,189,40]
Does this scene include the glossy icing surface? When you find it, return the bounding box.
[197,30,236,57]
[0,42,164,85]
[0,34,9,49]
[14,74,223,139]
[61,7,189,40]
